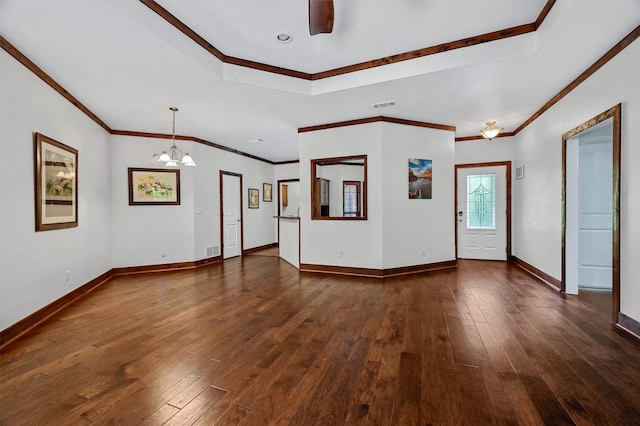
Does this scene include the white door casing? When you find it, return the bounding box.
[457,165,507,261]
[222,173,242,258]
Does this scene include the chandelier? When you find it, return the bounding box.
[480,121,504,140]
[152,107,196,167]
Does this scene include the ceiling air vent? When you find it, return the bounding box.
[372,100,396,109]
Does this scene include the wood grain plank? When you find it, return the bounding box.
[164,386,226,425]
[391,351,421,425]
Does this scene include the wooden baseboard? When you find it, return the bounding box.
[243,242,279,255]
[195,257,222,267]
[510,256,562,290]
[1,257,223,351]
[617,313,640,341]
[299,260,457,278]
[0,269,114,351]
[112,256,221,276]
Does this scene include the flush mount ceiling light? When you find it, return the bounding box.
[151,107,196,167]
[276,33,292,44]
[480,121,504,140]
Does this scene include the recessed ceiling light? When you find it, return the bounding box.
[276,33,292,44]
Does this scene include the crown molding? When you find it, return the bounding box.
[3,23,639,156]
[513,25,640,135]
[299,116,456,133]
[140,0,556,81]
[0,36,112,133]
[111,130,276,165]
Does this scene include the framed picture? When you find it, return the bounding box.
[128,168,180,205]
[408,158,433,199]
[34,133,78,231]
[248,188,259,209]
[263,183,272,202]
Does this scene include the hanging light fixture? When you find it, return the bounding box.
[480,121,504,140]
[151,107,196,167]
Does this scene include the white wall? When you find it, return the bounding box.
[0,49,113,330]
[111,136,196,266]
[299,121,456,270]
[513,38,640,322]
[455,136,515,165]
[111,136,278,267]
[381,123,456,268]
[274,162,300,182]
[191,142,276,255]
[300,123,384,268]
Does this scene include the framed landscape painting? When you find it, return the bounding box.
[128,168,180,205]
[408,158,433,199]
[34,132,78,231]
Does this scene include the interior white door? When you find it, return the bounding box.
[577,140,612,289]
[457,166,506,260]
[222,174,242,259]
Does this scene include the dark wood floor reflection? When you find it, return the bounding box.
[575,287,612,320]
[1,258,639,425]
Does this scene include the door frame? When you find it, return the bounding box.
[219,170,243,260]
[455,161,512,260]
[562,104,621,322]
[277,178,300,218]
[276,178,300,244]
[277,178,301,266]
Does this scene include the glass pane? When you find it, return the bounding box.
[466,173,496,229]
[344,183,358,217]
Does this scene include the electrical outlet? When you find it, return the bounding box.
[161,250,166,258]
[338,250,343,258]
[422,248,426,256]
[65,270,70,281]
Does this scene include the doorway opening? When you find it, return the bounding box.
[562,104,621,322]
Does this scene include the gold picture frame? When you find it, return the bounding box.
[248,188,259,209]
[34,133,78,231]
[263,183,272,202]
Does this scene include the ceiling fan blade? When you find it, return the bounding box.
[309,0,334,35]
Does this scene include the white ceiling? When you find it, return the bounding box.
[1,0,639,162]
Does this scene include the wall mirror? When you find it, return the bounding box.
[311,155,367,220]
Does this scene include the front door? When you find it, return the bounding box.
[222,173,242,259]
[457,165,507,260]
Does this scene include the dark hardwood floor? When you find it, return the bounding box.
[1,257,639,425]
[575,288,612,321]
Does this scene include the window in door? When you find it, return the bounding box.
[343,181,361,217]
[467,173,496,229]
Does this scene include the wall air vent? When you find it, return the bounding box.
[372,100,396,109]
[206,245,219,258]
